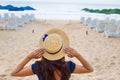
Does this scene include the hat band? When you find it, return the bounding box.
[45,44,63,54]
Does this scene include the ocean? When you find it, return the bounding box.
[0,1,120,20]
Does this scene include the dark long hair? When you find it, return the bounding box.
[34,57,71,80]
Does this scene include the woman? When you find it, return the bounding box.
[10,28,93,80]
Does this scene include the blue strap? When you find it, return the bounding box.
[42,34,48,41]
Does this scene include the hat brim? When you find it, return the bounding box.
[39,28,69,61]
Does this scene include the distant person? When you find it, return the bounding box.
[86,30,88,35]
[10,28,93,80]
[32,29,34,33]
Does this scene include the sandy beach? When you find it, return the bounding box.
[0,19,120,80]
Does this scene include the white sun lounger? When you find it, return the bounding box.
[104,23,120,38]
[4,19,18,31]
[95,20,107,33]
[3,13,9,21]
[88,19,98,29]
[0,14,4,23]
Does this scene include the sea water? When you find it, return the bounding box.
[0,1,120,20]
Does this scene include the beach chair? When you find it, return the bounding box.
[18,15,26,26]
[0,14,7,30]
[3,13,9,21]
[88,19,98,29]
[80,17,85,24]
[116,20,120,35]
[9,13,22,27]
[16,18,24,27]
[17,14,31,26]
[104,17,110,24]
[116,20,120,27]
[0,15,3,29]
[104,23,120,38]
[85,17,91,26]
[4,19,18,31]
[95,20,107,33]
[30,14,36,21]
[10,13,16,19]
[22,14,30,24]
[0,14,4,23]
[109,19,116,24]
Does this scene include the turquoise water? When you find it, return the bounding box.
[0,1,120,20]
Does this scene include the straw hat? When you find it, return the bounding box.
[39,28,69,61]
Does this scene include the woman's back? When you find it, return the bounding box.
[31,57,76,80]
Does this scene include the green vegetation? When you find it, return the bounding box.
[82,8,120,14]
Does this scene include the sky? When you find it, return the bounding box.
[0,0,120,5]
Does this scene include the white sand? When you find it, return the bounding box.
[0,19,120,80]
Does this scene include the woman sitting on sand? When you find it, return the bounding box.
[10,28,93,80]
